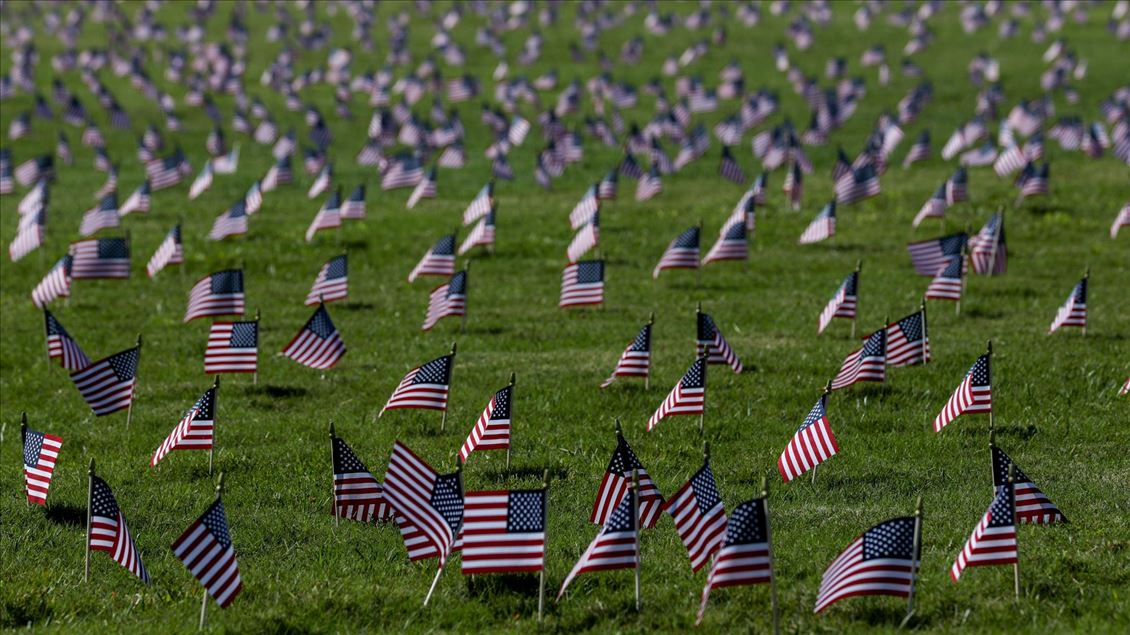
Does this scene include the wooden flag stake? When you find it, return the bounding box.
[329,421,338,527]
[126,333,142,429]
[253,309,261,385]
[1082,266,1090,337]
[441,342,457,432]
[813,381,832,483]
[903,495,924,626]
[538,468,550,622]
[632,468,642,612]
[21,413,29,508]
[919,299,929,364]
[986,340,994,432]
[208,376,220,475]
[423,457,462,607]
[851,260,862,339]
[84,457,95,582]
[1009,464,1020,603]
[505,372,515,470]
[201,472,226,630]
[762,476,780,635]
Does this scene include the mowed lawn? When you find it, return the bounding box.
[2,2,1128,633]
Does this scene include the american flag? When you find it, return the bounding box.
[491,153,514,180]
[185,270,245,322]
[205,321,258,374]
[702,216,748,264]
[718,146,746,184]
[23,426,62,505]
[171,497,243,608]
[462,182,494,225]
[282,304,346,370]
[80,192,119,237]
[382,441,463,565]
[569,185,600,229]
[653,226,700,278]
[992,445,1066,524]
[88,475,150,583]
[591,431,665,529]
[380,353,453,414]
[341,184,366,220]
[437,144,466,169]
[209,200,249,241]
[10,208,45,262]
[306,255,348,305]
[914,184,948,228]
[423,270,467,331]
[151,384,216,467]
[120,180,151,216]
[188,161,214,200]
[885,310,931,367]
[69,237,130,279]
[32,255,72,307]
[381,155,425,190]
[261,155,292,192]
[243,181,263,215]
[331,433,390,522]
[620,153,644,180]
[907,232,968,276]
[635,163,663,201]
[818,271,859,334]
[834,164,881,205]
[778,393,838,482]
[146,154,185,191]
[1111,203,1130,239]
[408,234,457,283]
[459,381,513,461]
[1017,162,1049,199]
[697,311,742,373]
[945,167,969,204]
[460,489,546,574]
[307,163,333,200]
[559,260,604,308]
[14,156,53,186]
[783,162,803,211]
[0,155,12,194]
[598,168,618,199]
[969,213,1006,275]
[559,487,638,600]
[815,516,920,612]
[697,497,772,624]
[70,346,139,416]
[665,461,727,571]
[648,356,707,431]
[933,352,992,432]
[458,207,495,255]
[950,482,1017,582]
[994,143,1027,176]
[830,328,887,390]
[799,200,836,244]
[1048,275,1087,333]
[406,167,438,209]
[45,309,90,370]
[925,256,965,301]
[566,213,600,263]
[601,322,651,389]
[305,189,342,242]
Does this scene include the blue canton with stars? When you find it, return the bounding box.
[691,464,722,514]
[210,270,244,294]
[489,385,512,420]
[90,476,120,518]
[799,395,828,432]
[411,355,452,386]
[724,499,768,546]
[45,311,69,337]
[843,271,859,296]
[97,238,130,259]
[671,226,700,249]
[607,438,645,475]
[23,429,46,467]
[447,271,467,295]
[324,255,347,280]
[200,499,234,548]
[575,261,604,284]
[431,472,464,533]
[681,357,706,389]
[603,490,637,533]
[332,437,370,475]
[896,313,924,343]
[506,490,546,533]
[861,328,886,357]
[304,305,338,339]
[628,324,651,352]
[990,447,1031,487]
[186,387,215,421]
[988,483,1016,528]
[862,517,917,561]
[966,354,991,387]
[228,321,258,348]
[721,221,746,241]
[697,313,718,340]
[432,234,456,255]
[107,347,140,381]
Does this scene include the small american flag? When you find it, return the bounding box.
[950,482,1017,582]
[702,217,748,264]
[209,200,249,241]
[305,189,342,242]
[69,237,130,279]
[185,270,245,322]
[559,260,604,308]
[282,304,346,369]
[799,200,836,244]
[600,322,651,389]
[462,181,494,225]
[459,381,513,461]
[120,180,151,216]
[665,461,727,571]
[933,352,992,432]
[45,309,90,370]
[907,232,967,276]
[815,516,919,612]
[458,207,495,255]
[697,311,743,373]
[307,163,333,200]
[79,192,120,237]
[885,310,931,367]
[834,164,881,205]
[620,153,644,180]
[783,162,804,210]
[151,385,216,467]
[306,255,348,305]
[991,445,1066,524]
[1110,203,1129,239]
[697,497,772,624]
[460,489,546,575]
[408,234,457,283]
[146,153,186,191]
[380,353,453,414]
[830,328,887,390]
[188,161,214,200]
[913,184,948,228]
[566,213,600,262]
[778,394,838,482]
[1048,275,1087,333]
[171,497,243,608]
[23,426,63,505]
[32,255,72,307]
[568,185,600,229]
[635,163,663,201]
[381,155,425,190]
[818,271,858,334]
[406,167,438,209]
[969,213,1006,276]
[89,475,150,583]
[718,146,746,184]
[332,433,391,522]
[261,156,292,192]
[945,167,969,204]
[382,441,463,565]
[648,357,707,431]
[205,321,258,374]
[341,184,366,219]
[653,226,700,278]
[423,270,467,331]
[559,487,638,601]
[70,346,139,416]
[598,168,618,199]
[925,256,965,301]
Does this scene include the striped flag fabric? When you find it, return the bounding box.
[307,163,333,199]
[32,255,72,307]
[341,184,366,219]
[406,167,438,209]
[120,180,151,215]
[992,445,1066,524]
[171,497,243,608]
[702,216,748,264]
[261,155,292,192]
[332,433,390,522]
[635,163,663,201]
[423,270,467,331]
[305,189,341,242]
[945,167,969,204]
[830,328,887,390]
[783,161,803,211]
[380,353,453,415]
[665,461,727,571]
[408,234,457,283]
[648,356,707,431]
[463,182,494,225]
[778,393,839,482]
[718,146,746,184]
[45,309,91,370]
[818,271,858,334]
[969,213,1006,276]
[1111,203,1130,239]
[907,232,968,276]
[88,475,150,583]
[23,426,62,505]
[382,441,463,565]
[568,185,600,229]
[598,168,618,199]
[885,310,931,367]
[1048,275,1087,333]
[188,161,214,200]
[653,226,700,278]
[950,482,1017,582]
[559,487,638,600]
[925,256,965,301]
[460,489,547,575]
[381,155,425,190]
[151,384,216,467]
[459,381,513,461]
[70,346,139,416]
[697,497,772,624]
[933,353,992,432]
[281,304,346,370]
[69,237,130,279]
[697,311,742,373]
[913,184,948,228]
[305,254,348,305]
[1017,162,1049,199]
[209,200,249,241]
[591,432,666,529]
[559,260,604,308]
[799,200,836,244]
[185,270,245,322]
[244,181,263,215]
[815,516,920,612]
[146,154,186,191]
[10,210,44,262]
[620,153,644,180]
[600,322,651,389]
[902,130,931,167]
[458,207,496,255]
[205,321,258,374]
[79,192,120,237]
[566,213,600,262]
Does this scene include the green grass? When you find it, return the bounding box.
[2,2,1129,633]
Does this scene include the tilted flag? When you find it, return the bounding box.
[648,357,707,431]
[783,161,803,211]
[69,237,130,279]
[635,162,663,201]
[559,260,604,308]
[566,212,600,262]
[665,459,727,571]
[1016,162,1049,200]
[185,270,244,322]
[71,346,139,416]
[703,215,748,264]
[818,270,859,334]
[458,206,495,255]
[559,487,638,601]
[23,425,63,505]
[830,328,886,390]
[969,213,1006,275]
[463,181,494,224]
[461,489,547,575]
[147,153,186,191]
[815,516,920,612]
[171,497,243,608]
[406,167,438,209]
[408,234,457,283]
[261,155,292,192]
[341,184,366,219]
[1048,274,1087,333]
[591,431,666,528]
[331,432,391,522]
[305,189,341,243]
[79,192,120,237]
[151,383,216,467]
[380,353,453,415]
[697,311,742,373]
[925,256,965,301]
[913,184,948,228]
[697,497,773,624]
[933,351,992,432]
[209,200,249,241]
[45,309,91,370]
[32,254,72,307]
[281,304,346,369]
[718,146,746,184]
[653,226,701,278]
[598,168,618,199]
[205,321,258,374]
[459,380,513,461]
[991,445,1066,524]
[620,153,644,180]
[423,270,468,331]
[568,185,600,229]
[907,232,967,276]
[950,482,1017,582]
[307,163,333,199]
[902,130,931,167]
[188,161,214,200]
[778,393,839,482]
[120,180,151,216]
[381,155,425,190]
[306,254,348,305]
[600,321,651,389]
[88,475,150,583]
[834,164,881,205]
[885,309,931,367]
[799,200,836,244]
[945,167,969,205]
[1111,203,1129,239]
[382,441,463,564]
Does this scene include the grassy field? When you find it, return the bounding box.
[2,2,1129,633]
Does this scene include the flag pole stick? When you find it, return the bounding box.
[632,468,641,612]
[460,262,471,334]
[506,372,515,470]
[986,340,993,432]
[329,420,338,527]
[957,244,967,316]
[441,342,456,432]
[538,468,550,622]
[920,299,929,364]
[851,260,861,339]
[763,476,780,635]
[22,413,29,508]
[1009,464,1020,603]
[253,308,261,385]
[202,472,225,630]
[84,457,95,582]
[209,375,219,476]
[424,457,462,607]
[903,495,924,626]
[126,333,142,429]
[1082,266,1089,337]
[423,560,445,607]
[645,313,654,390]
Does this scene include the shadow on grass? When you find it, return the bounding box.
[739,363,760,374]
[44,502,85,527]
[464,325,507,335]
[466,573,539,597]
[338,302,377,311]
[248,384,309,398]
[962,306,1005,319]
[957,423,1037,440]
[342,239,369,250]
